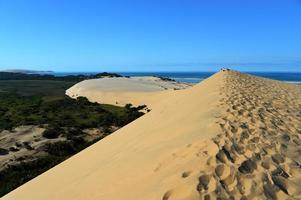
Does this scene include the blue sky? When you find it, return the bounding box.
[0,0,301,72]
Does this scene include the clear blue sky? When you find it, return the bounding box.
[0,0,301,72]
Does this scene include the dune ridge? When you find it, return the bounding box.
[192,71,301,199]
[3,71,301,200]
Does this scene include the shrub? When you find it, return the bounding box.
[65,128,84,140]
[23,142,34,150]
[0,148,9,155]
[42,127,62,139]
[125,103,132,109]
[76,96,90,105]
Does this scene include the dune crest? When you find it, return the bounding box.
[4,71,301,200]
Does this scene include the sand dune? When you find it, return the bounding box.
[66,76,192,108]
[4,71,301,200]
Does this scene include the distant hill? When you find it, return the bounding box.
[0,69,54,74]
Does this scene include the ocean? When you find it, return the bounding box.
[51,71,301,84]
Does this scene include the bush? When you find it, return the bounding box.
[42,127,62,139]
[65,128,84,140]
[23,142,34,150]
[0,148,9,155]
[76,96,90,105]
[125,103,132,109]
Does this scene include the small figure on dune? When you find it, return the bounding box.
[221,67,230,72]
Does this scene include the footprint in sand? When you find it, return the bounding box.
[163,71,301,200]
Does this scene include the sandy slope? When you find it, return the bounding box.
[4,71,301,200]
[3,72,223,200]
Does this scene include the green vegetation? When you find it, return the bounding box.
[0,156,63,197]
[0,80,76,96]
[0,71,123,81]
[155,76,176,82]
[94,72,123,78]
[0,94,143,131]
[42,127,62,139]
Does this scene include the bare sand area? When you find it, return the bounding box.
[4,71,301,200]
[66,76,192,108]
[0,126,112,172]
[0,126,48,170]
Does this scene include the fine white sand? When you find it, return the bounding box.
[4,71,301,200]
